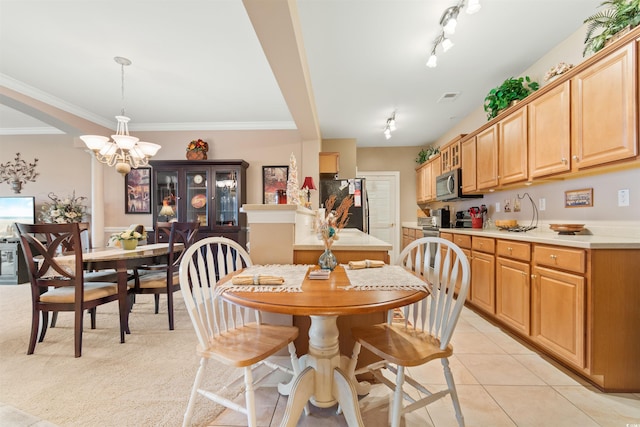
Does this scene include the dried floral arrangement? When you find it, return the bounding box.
[544,62,574,81]
[315,194,354,249]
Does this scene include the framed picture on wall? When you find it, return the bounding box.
[125,167,151,214]
[262,166,288,204]
[564,188,593,208]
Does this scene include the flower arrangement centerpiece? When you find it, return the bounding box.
[39,191,87,223]
[314,194,353,270]
[186,139,209,160]
[544,62,574,82]
[109,228,147,250]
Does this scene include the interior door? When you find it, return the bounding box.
[358,171,400,263]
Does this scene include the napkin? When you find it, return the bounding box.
[348,259,386,269]
[231,274,285,285]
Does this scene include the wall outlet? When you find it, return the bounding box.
[495,202,501,213]
[539,198,546,211]
[618,189,630,207]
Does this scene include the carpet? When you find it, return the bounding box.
[0,284,246,427]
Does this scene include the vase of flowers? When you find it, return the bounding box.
[110,228,148,250]
[314,194,353,270]
[186,139,209,160]
[39,191,87,223]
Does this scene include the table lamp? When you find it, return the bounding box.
[159,198,175,220]
[301,176,317,208]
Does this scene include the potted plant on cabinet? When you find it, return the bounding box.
[583,0,640,57]
[415,146,439,164]
[483,76,539,120]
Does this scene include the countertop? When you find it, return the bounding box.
[294,229,392,251]
[402,221,640,249]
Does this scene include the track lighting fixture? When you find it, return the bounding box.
[426,0,481,69]
[383,112,397,139]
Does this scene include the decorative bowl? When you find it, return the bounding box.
[549,224,585,235]
[191,194,207,209]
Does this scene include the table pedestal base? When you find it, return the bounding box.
[279,315,368,426]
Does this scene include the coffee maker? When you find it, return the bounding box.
[431,208,450,228]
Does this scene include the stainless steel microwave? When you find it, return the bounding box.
[435,169,482,201]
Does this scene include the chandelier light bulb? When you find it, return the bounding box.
[466,0,481,14]
[384,127,392,139]
[443,17,457,34]
[388,117,396,132]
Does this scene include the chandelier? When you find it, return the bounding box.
[80,57,161,176]
[426,0,481,68]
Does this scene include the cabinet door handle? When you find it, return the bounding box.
[508,247,513,252]
[572,155,580,162]
[531,274,537,279]
[550,254,557,260]
[561,157,567,164]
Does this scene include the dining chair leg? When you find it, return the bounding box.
[167,290,175,330]
[74,306,83,358]
[182,357,207,427]
[27,309,40,355]
[443,358,465,427]
[244,366,257,427]
[390,366,405,427]
[39,311,49,343]
[89,308,97,329]
[154,294,160,314]
[50,311,58,328]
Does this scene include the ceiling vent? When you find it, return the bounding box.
[437,92,460,103]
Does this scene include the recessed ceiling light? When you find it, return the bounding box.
[437,92,460,103]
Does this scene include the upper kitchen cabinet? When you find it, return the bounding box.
[319,152,340,174]
[415,154,441,203]
[498,107,528,185]
[528,81,571,178]
[476,124,499,190]
[149,160,248,248]
[440,134,465,173]
[571,41,637,169]
[461,136,478,193]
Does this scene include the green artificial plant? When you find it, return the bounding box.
[415,146,439,164]
[583,0,640,56]
[483,76,539,120]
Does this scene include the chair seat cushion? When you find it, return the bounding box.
[40,283,118,303]
[197,323,299,368]
[132,271,180,289]
[352,324,453,367]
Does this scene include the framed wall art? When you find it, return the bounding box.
[262,166,288,204]
[125,167,151,214]
[565,188,593,208]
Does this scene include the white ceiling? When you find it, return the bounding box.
[0,0,601,147]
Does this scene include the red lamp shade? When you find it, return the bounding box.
[301,176,317,190]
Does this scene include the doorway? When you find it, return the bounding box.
[358,171,400,263]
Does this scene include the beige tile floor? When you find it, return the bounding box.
[210,306,640,427]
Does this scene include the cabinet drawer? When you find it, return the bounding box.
[534,245,586,274]
[453,234,471,249]
[472,236,495,253]
[440,232,453,242]
[497,240,531,261]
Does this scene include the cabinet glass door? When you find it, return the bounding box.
[155,170,178,222]
[185,170,209,227]
[214,169,238,226]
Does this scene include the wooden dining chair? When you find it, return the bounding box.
[178,237,299,427]
[129,221,199,330]
[49,222,121,328]
[16,222,120,358]
[349,236,471,427]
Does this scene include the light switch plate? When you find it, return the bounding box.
[618,189,630,207]
[539,198,546,211]
[495,202,501,213]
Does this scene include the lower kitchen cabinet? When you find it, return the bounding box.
[496,257,530,334]
[531,265,585,368]
[470,236,495,314]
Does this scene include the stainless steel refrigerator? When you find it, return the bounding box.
[319,177,369,233]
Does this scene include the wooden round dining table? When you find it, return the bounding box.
[221,265,427,427]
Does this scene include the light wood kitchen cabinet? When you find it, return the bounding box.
[498,107,529,185]
[496,240,531,335]
[402,227,420,250]
[440,134,465,173]
[415,155,440,203]
[461,136,477,193]
[470,236,495,314]
[528,81,571,178]
[475,125,499,190]
[319,152,340,174]
[531,265,585,368]
[571,41,637,169]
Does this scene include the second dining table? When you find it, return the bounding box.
[219,263,429,427]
